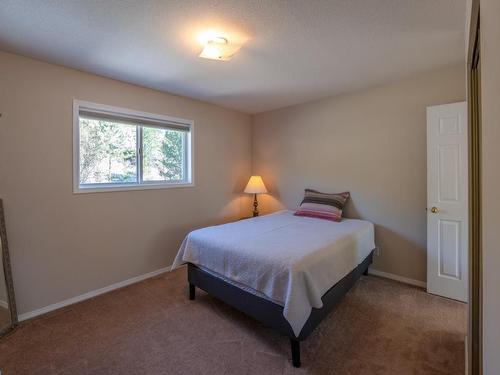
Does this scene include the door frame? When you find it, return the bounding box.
[467,0,481,374]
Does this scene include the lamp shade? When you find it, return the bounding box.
[244,176,267,194]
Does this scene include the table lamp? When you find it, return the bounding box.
[244,176,267,217]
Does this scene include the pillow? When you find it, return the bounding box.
[294,189,350,222]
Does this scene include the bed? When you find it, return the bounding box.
[172,210,375,367]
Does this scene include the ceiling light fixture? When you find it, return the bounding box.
[199,36,239,61]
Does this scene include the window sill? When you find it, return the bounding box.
[73,182,195,194]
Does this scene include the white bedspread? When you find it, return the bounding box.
[172,210,375,336]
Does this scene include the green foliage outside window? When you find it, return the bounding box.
[79,118,185,185]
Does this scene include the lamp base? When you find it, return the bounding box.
[252,194,259,217]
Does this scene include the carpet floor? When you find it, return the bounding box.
[0,268,466,375]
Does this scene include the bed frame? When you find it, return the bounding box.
[187,250,374,368]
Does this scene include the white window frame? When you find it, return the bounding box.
[73,100,194,193]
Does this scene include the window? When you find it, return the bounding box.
[73,100,193,193]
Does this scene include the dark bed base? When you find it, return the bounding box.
[187,250,374,368]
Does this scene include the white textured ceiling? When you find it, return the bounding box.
[0,0,465,114]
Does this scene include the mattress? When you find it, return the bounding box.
[172,210,375,336]
[197,264,285,305]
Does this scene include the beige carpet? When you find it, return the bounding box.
[0,268,466,375]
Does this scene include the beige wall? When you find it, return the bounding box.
[480,1,500,373]
[252,64,466,283]
[0,50,473,318]
[0,51,252,315]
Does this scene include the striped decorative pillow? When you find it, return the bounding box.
[294,189,350,222]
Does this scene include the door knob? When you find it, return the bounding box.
[430,207,439,213]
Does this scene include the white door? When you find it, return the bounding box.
[427,102,468,302]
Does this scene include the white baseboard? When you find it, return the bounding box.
[0,300,8,309]
[18,265,422,321]
[368,268,427,288]
[18,265,171,322]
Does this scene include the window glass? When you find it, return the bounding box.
[142,126,185,182]
[79,118,137,185]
